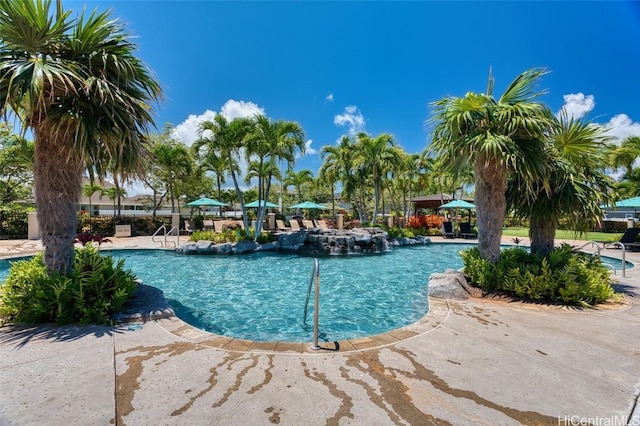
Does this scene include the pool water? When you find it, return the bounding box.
[1,243,626,342]
[108,244,474,342]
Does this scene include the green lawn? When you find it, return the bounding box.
[501,227,623,243]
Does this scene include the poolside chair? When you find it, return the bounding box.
[276,219,291,231]
[203,219,214,231]
[182,220,195,235]
[213,220,226,233]
[459,222,476,239]
[289,219,302,231]
[617,227,640,250]
[315,219,329,230]
[302,219,315,229]
[441,221,455,239]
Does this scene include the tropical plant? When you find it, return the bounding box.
[0,0,162,273]
[429,68,553,262]
[354,132,400,225]
[460,245,616,306]
[195,115,255,234]
[0,246,138,325]
[82,182,103,229]
[245,115,305,239]
[0,123,34,203]
[284,169,314,202]
[152,140,194,212]
[507,113,614,255]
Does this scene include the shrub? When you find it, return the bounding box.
[460,244,616,307]
[0,245,138,325]
[407,214,443,230]
[387,227,416,239]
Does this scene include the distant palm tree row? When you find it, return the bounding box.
[2,1,640,274]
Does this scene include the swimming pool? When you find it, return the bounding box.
[0,243,629,342]
[0,244,473,342]
[114,244,473,342]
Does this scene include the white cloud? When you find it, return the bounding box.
[172,100,265,146]
[334,105,366,136]
[556,93,595,120]
[171,110,217,146]
[220,99,265,121]
[603,113,640,145]
[299,139,317,157]
[326,93,334,102]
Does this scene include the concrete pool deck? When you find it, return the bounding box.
[0,235,639,425]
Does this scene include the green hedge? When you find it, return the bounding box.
[460,244,616,307]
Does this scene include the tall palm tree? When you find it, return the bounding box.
[195,149,228,216]
[0,0,161,273]
[246,115,305,238]
[354,132,399,225]
[609,136,640,176]
[320,136,353,219]
[195,115,254,234]
[284,169,314,202]
[507,114,613,255]
[429,68,553,262]
[152,142,194,213]
[82,182,103,230]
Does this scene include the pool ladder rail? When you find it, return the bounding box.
[303,258,321,350]
[574,240,626,278]
[152,225,180,248]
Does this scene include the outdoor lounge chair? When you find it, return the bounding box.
[182,220,195,235]
[315,219,329,230]
[302,219,315,229]
[441,221,455,239]
[617,227,640,250]
[203,219,214,231]
[459,222,476,239]
[213,220,226,233]
[276,219,290,231]
[289,219,301,231]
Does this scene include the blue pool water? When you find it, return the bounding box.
[0,244,474,342]
[0,244,629,342]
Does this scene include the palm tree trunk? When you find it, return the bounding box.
[331,182,336,220]
[474,159,506,263]
[229,163,250,235]
[530,215,556,256]
[34,133,83,274]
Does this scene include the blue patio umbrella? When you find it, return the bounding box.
[438,199,475,209]
[439,199,475,225]
[186,197,228,207]
[186,197,228,217]
[245,200,279,208]
[290,201,328,210]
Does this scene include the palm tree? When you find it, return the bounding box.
[429,68,553,262]
[507,114,613,255]
[284,169,314,202]
[609,136,640,176]
[320,136,351,220]
[195,115,255,234]
[0,1,161,273]
[354,132,399,225]
[246,115,305,238]
[152,141,194,213]
[102,187,127,219]
[195,148,228,216]
[82,182,103,230]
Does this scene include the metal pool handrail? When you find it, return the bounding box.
[303,258,321,350]
[574,240,626,278]
[152,225,180,248]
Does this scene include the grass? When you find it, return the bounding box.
[501,227,623,243]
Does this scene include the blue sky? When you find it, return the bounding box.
[70,1,640,194]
